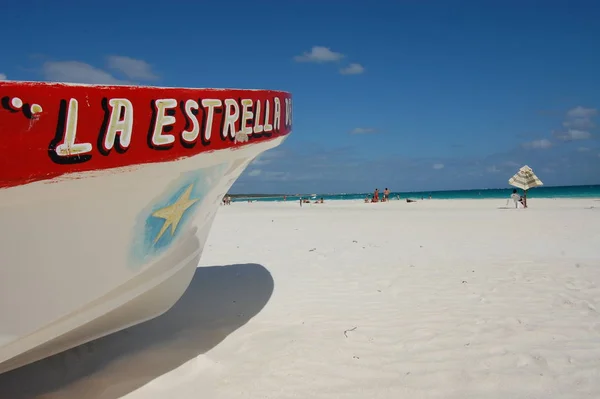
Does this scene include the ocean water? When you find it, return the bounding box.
[232,185,600,203]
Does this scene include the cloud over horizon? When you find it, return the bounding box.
[294,46,365,76]
[340,63,365,75]
[294,46,345,63]
[553,129,592,141]
[233,103,599,194]
[522,106,597,149]
[554,106,597,141]
[107,55,159,81]
[42,61,125,85]
[41,56,159,85]
[0,73,6,80]
[349,127,377,134]
[522,139,553,149]
[232,130,600,194]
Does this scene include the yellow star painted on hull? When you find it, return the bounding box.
[152,184,199,244]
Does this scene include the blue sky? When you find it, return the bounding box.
[1,0,599,194]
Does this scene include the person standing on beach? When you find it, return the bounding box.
[299,197,303,207]
[374,188,379,202]
[384,188,390,202]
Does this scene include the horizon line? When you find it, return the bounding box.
[229,183,600,197]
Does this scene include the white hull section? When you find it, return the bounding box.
[0,136,285,374]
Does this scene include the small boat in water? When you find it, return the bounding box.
[0,81,292,373]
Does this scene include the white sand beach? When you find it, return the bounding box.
[1,198,599,399]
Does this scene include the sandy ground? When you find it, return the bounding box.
[1,198,600,399]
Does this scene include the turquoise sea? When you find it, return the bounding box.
[232,185,600,202]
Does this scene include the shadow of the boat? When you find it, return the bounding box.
[0,263,274,399]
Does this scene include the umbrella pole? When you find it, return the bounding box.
[523,189,528,208]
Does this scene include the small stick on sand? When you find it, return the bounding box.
[344,327,357,338]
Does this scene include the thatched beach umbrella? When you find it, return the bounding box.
[508,165,543,207]
[509,165,543,191]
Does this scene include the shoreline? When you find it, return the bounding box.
[233,196,600,203]
[230,186,600,203]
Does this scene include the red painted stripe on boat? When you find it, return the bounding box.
[0,82,292,188]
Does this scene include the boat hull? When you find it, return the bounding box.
[0,82,292,373]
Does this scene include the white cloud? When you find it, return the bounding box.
[553,129,592,141]
[486,165,501,173]
[42,61,126,85]
[251,156,271,166]
[503,161,520,167]
[263,171,290,181]
[244,169,290,181]
[294,46,344,63]
[251,149,286,165]
[563,118,595,130]
[248,169,262,177]
[561,106,597,132]
[349,127,377,134]
[578,146,590,152]
[107,55,158,81]
[522,139,553,149]
[567,106,597,119]
[340,63,365,75]
[41,56,158,85]
[251,149,285,165]
[0,73,6,80]
[432,163,445,170]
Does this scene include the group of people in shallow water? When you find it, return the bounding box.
[365,188,391,203]
[364,188,433,203]
[224,190,530,208]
